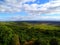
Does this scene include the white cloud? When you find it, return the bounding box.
[0,0,36,12]
[0,0,60,14]
[4,13,60,21]
[23,0,60,15]
[0,0,60,21]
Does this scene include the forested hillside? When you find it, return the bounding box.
[0,22,60,45]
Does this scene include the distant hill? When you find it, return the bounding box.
[13,21,60,26]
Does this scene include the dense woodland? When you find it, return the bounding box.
[0,22,60,45]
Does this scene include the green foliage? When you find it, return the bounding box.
[0,22,60,45]
[49,38,59,45]
[11,34,20,45]
[0,25,14,45]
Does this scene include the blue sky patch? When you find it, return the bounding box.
[25,0,49,4]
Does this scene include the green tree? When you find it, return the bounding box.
[0,25,14,45]
[11,34,20,45]
[49,38,58,45]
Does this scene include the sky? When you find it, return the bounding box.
[0,0,60,21]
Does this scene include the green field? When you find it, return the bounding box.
[0,22,60,45]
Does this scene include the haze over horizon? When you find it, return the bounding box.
[0,0,60,21]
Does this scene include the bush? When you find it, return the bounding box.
[49,38,58,45]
